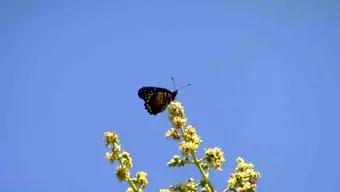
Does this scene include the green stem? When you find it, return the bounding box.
[179,127,215,192]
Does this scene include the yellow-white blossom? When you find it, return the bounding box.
[168,101,187,129]
[135,171,148,189]
[104,131,120,147]
[183,125,201,145]
[180,141,199,156]
[165,128,181,140]
[105,151,119,163]
[120,151,133,169]
[115,166,130,181]
[227,157,261,192]
[205,147,225,171]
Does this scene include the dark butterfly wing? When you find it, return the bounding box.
[138,87,175,115]
[138,87,172,100]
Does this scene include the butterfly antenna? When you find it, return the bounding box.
[171,77,191,91]
[171,77,177,90]
[177,83,191,90]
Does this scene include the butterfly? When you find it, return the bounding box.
[138,86,178,115]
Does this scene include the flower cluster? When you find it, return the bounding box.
[103,131,148,192]
[165,101,225,192]
[167,102,202,156]
[168,101,187,129]
[167,155,186,167]
[180,125,201,156]
[165,128,181,140]
[204,147,225,171]
[227,157,261,192]
[127,171,148,192]
[166,178,197,192]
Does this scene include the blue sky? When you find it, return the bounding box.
[1,1,340,192]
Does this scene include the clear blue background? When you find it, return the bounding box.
[1,1,340,192]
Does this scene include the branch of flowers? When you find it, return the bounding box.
[179,127,215,192]
[117,155,138,192]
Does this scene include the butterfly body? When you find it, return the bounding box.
[138,86,177,115]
